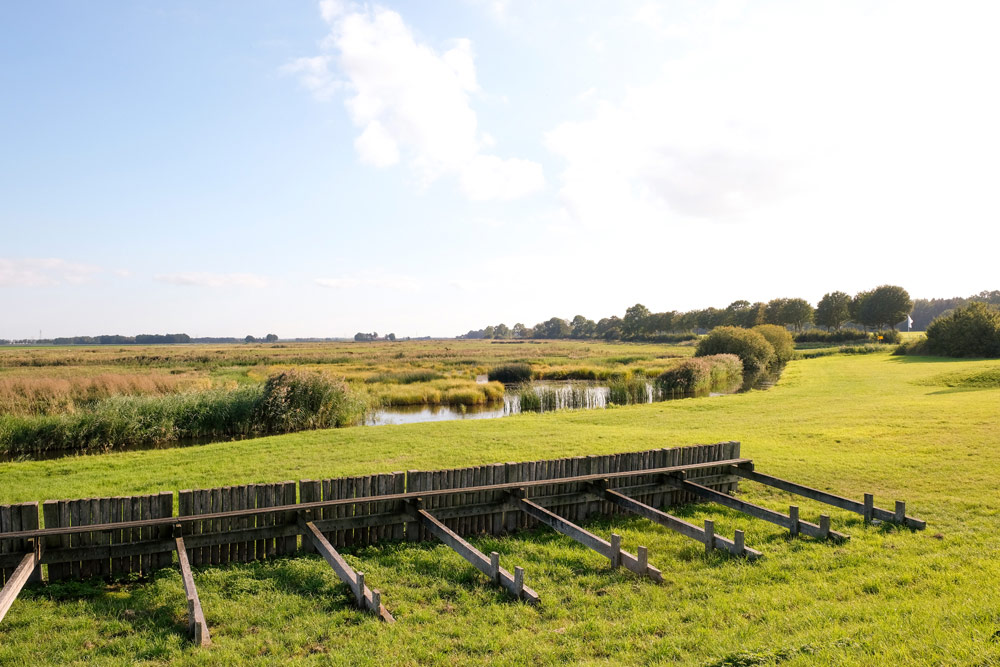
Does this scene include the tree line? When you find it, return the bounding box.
[459,285,920,341]
[0,333,280,346]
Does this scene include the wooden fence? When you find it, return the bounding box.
[0,441,925,644]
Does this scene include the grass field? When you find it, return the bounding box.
[1,350,998,665]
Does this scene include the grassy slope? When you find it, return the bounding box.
[1,353,999,665]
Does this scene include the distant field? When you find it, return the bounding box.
[1,352,998,665]
[0,340,695,416]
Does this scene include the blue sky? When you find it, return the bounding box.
[3,1,999,339]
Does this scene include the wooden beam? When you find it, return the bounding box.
[0,457,753,544]
[594,484,763,560]
[666,476,850,542]
[298,517,395,622]
[513,493,663,583]
[174,535,211,646]
[407,502,540,605]
[730,465,925,530]
[0,540,42,624]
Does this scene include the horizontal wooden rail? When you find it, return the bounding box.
[514,494,663,582]
[664,477,849,542]
[299,517,395,621]
[408,503,540,604]
[0,458,750,542]
[594,484,763,559]
[0,540,42,623]
[730,465,926,530]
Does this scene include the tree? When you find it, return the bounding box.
[724,300,751,327]
[596,316,622,340]
[483,325,496,339]
[386,333,396,341]
[264,333,278,343]
[814,292,852,330]
[781,298,814,331]
[622,303,651,339]
[534,317,571,339]
[512,323,530,339]
[244,335,256,343]
[765,298,790,326]
[494,323,511,339]
[570,315,596,339]
[854,285,913,330]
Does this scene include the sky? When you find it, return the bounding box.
[2,0,999,339]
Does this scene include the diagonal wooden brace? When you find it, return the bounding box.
[510,491,663,583]
[666,474,850,542]
[730,463,925,530]
[405,500,539,605]
[298,515,395,622]
[591,482,764,560]
[0,538,43,625]
[174,532,211,646]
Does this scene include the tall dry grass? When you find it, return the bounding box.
[0,373,200,416]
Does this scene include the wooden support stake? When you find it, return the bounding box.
[637,546,648,572]
[490,551,500,583]
[298,517,395,622]
[819,515,831,539]
[704,520,715,555]
[174,534,211,646]
[864,494,874,523]
[609,534,622,568]
[665,477,847,543]
[514,494,663,582]
[408,502,540,604]
[731,465,925,530]
[789,506,799,537]
[895,501,906,524]
[513,567,524,596]
[596,483,763,559]
[734,530,745,555]
[0,539,42,625]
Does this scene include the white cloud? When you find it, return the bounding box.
[315,273,420,291]
[290,2,544,200]
[154,272,270,288]
[0,258,101,287]
[459,154,545,201]
[548,1,1000,232]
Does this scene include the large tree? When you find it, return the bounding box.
[622,303,652,339]
[854,285,913,330]
[781,298,814,331]
[814,292,852,330]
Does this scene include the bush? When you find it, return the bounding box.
[255,371,369,432]
[656,354,743,396]
[926,302,1000,358]
[874,330,901,344]
[893,337,929,356]
[487,363,533,384]
[752,325,796,366]
[695,327,775,376]
[793,330,871,343]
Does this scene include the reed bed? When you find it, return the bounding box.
[0,373,200,416]
[0,371,371,455]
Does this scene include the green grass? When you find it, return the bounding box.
[1,353,999,665]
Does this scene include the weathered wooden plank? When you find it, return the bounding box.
[515,495,662,583]
[596,485,762,559]
[299,518,395,622]
[666,477,849,542]
[731,465,925,529]
[0,541,42,624]
[175,536,211,646]
[409,504,539,605]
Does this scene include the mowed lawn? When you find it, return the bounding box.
[1,352,998,665]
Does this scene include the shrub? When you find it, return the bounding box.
[893,337,929,356]
[793,330,871,344]
[487,363,533,384]
[254,370,369,432]
[656,354,743,396]
[752,325,796,366]
[874,330,901,344]
[695,327,775,376]
[926,302,1000,358]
